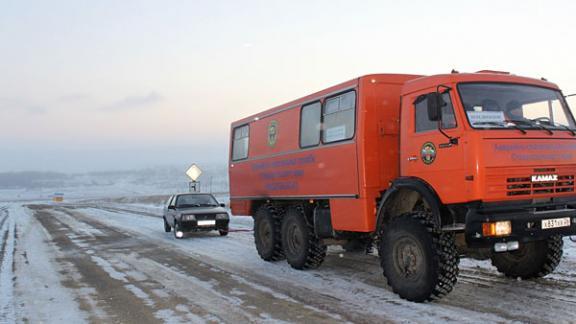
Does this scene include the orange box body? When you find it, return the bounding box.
[229,73,576,233]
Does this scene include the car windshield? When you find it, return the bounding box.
[459,83,576,131]
[175,194,219,207]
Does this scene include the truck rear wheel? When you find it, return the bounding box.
[490,235,563,279]
[281,207,326,270]
[254,205,285,261]
[379,212,459,302]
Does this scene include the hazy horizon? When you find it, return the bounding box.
[2,0,576,172]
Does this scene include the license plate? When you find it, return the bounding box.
[542,217,571,229]
[197,220,216,226]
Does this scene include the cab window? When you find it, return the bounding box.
[415,93,457,132]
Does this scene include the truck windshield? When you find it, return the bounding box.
[458,83,576,131]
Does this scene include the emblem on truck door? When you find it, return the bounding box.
[421,142,437,165]
[268,120,278,147]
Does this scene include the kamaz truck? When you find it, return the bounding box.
[228,71,576,302]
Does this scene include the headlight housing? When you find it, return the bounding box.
[181,214,196,221]
[215,213,229,220]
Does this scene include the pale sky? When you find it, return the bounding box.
[1,0,576,172]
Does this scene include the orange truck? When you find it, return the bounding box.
[228,71,576,302]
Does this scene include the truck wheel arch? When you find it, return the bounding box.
[376,177,444,233]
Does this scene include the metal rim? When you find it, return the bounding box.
[285,220,304,256]
[392,235,425,281]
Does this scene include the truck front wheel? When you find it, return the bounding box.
[281,207,326,270]
[254,205,285,261]
[490,235,563,279]
[379,212,459,302]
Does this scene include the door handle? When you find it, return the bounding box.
[407,156,418,162]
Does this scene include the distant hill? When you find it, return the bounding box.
[0,165,229,201]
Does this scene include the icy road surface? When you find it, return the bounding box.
[1,202,576,323]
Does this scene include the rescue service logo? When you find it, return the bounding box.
[421,142,437,165]
[268,120,278,147]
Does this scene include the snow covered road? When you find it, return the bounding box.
[2,201,576,323]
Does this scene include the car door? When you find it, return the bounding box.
[166,195,176,226]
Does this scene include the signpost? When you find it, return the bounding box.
[186,164,203,192]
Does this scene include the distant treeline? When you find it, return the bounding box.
[0,171,68,189]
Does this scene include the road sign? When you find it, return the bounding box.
[186,164,203,182]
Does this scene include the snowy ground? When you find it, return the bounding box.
[1,199,576,323]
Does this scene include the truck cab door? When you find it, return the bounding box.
[400,90,468,204]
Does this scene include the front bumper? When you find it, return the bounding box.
[178,218,229,232]
[465,202,576,248]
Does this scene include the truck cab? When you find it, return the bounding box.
[399,72,576,249]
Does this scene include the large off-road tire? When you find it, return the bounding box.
[491,235,563,279]
[379,212,459,302]
[164,217,171,233]
[281,206,326,270]
[254,205,285,261]
[219,227,229,237]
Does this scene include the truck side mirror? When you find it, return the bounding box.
[168,205,176,210]
[427,93,444,122]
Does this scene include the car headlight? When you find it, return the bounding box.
[215,213,229,220]
[181,214,196,221]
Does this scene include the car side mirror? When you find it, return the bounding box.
[220,203,225,208]
[168,205,176,210]
[427,92,443,122]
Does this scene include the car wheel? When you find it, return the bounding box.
[173,222,184,239]
[219,227,229,236]
[164,217,171,233]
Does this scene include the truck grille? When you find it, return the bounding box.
[485,166,576,200]
[507,174,575,196]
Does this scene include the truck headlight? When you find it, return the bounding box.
[215,213,229,220]
[482,221,512,237]
[181,214,196,221]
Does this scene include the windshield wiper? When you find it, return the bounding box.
[474,121,528,134]
[506,119,553,135]
[521,119,554,135]
[532,119,576,136]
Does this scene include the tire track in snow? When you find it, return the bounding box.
[68,205,507,323]
[0,206,17,323]
[37,203,576,323]
[30,205,347,323]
